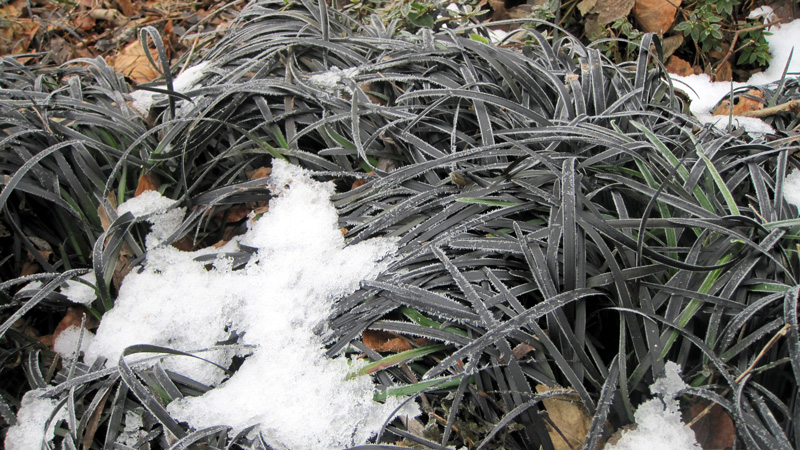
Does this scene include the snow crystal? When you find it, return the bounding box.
[59,271,96,305]
[669,18,800,135]
[53,325,95,360]
[4,389,66,450]
[784,170,800,209]
[83,160,415,449]
[605,361,700,450]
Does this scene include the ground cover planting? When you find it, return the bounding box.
[1,0,800,448]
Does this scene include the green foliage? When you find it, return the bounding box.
[674,1,724,53]
[737,27,771,67]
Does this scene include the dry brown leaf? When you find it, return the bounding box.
[633,0,681,34]
[712,89,765,116]
[535,384,593,450]
[134,172,161,196]
[665,55,695,77]
[512,342,536,360]
[224,204,251,223]
[363,329,414,352]
[351,178,368,190]
[46,306,98,352]
[114,0,136,17]
[714,60,733,82]
[247,167,272,180]
[685,400,735,449]
[113,40,162,84]
[587,0,635,25]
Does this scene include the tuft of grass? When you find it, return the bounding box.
[1,0,800,449]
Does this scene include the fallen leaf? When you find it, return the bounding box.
[113,40,162,84]
[134,172,161,196]
[660,34,684,60]
[223,204,251,223]
[585,0,635,25]
[712,89,765,116]
[633,0,681,34]
[577,0,597,16]
[665,55,694,77]
[363,329,414,352]
[247,167,272,180]
[685,400,735,449]
[713,60,732,82]
[512,342,535,360]
[114,0,136,17]
[535,384,594,450]
[351,178,367,190]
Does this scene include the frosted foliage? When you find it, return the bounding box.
[60,272,96,304]
[4,389,66,450]
[85,160,414,449]
[605,362,700,450]
[784,170,800,209]
[53,325,95,360]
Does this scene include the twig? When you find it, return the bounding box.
[739,99,800,118]
[714,21,776,72]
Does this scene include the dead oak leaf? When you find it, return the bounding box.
[113,40,162,84]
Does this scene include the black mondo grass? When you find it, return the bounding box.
[1,0,799,448]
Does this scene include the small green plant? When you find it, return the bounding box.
[737,26,771,67]
[674,1,724,53]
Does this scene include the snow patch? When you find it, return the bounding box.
[784,169,800,209]
[605,361,700,450]
[53,325,95,360]
[59,271,96,305]
[81,160,414,449]
[4,390,67,450]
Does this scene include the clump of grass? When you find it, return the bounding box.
[2,0,800,448]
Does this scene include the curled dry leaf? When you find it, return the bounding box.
[363,329,415,352]
[535,384,594,450]
[712,89,765,116]
[113,40,163,84]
